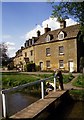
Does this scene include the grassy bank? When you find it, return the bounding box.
[69,89,84,100]
[2,72,74,89]
[63,73,74,83]
[69,74,84,100]
[2,72,52,89]
[2,72,84,100]
[72,74,84,88]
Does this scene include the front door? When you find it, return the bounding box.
[68,61,74,72]
[40,62,43,71]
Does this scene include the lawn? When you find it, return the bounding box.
[1,72,84,100]
[2,72,53,89]
[1,72,76,97]
[63,73,74,83]
[70,74,84,100]
[69,89,84,100]
[2,72,74,89]
[72,74,84,88]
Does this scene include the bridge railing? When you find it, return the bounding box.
[1,75,56,118]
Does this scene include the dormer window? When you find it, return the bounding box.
[45,34,53,42]
[58,31,64,40]
[29,39,32,46]
[32,38,35,45]
[46,35,51,42]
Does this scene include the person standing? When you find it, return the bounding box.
[56,70,64,90]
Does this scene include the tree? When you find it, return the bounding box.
[79,57,84,73]
[0,42,9,66]
[51,2,84,36]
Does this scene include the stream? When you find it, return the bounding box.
[6,92,39,117]
[1,92,84,120]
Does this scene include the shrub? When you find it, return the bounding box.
[79,57,84,73]
[26,63,36,72]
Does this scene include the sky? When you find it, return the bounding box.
[1,2,78,57]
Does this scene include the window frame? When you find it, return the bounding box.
[46,60,51,68]
[58,31,64,40]
[45,35,51,42]
[59,46,64,55]
[25,52,27,57]
[46,48,51,56]
[59,60,64,68]
[30,50,33,56]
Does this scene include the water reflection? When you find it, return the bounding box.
[46,101,84,120]
[6,92,39,116]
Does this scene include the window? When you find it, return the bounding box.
[29,39,32,46]
[46,48,50,56]
[59,60,64,68]
[25,52,27,57]
[59,46,64,55]
[32,39,34,45]
[45,35,51,42]
[46,60,50,68]
[58,31,64,40]
[30,50,33,56]
[45,34,53,42]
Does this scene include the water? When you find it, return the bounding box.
[6,92,39,117]
[46,100,84,120]
[2,92,84,120]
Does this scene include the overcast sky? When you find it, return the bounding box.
[2,2,78,57]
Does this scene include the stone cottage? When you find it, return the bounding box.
[13,20,84,72]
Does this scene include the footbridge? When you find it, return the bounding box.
[1,75,72,120]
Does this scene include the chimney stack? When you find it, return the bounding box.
[21,46,24,50]
[60,20,66,29]
[44,24,51,33]
[37,30,41,37]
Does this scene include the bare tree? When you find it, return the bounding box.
[0,42,9,66]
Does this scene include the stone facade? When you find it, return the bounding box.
[34,38,77,72]
[13,21,84,72]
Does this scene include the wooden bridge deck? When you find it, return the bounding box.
[10,90,67,119]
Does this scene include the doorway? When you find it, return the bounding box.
[39,62,43,71]
[68,61,74,72]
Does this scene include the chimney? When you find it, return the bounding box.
[44,24,51,33]
[60,20,66,29]
[37,30,41,37]
[21,46,24,50]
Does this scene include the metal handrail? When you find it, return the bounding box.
[2,76,53,94]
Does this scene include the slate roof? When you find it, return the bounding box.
[35,24,80,45]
